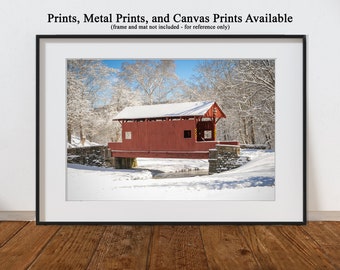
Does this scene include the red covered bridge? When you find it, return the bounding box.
[108,101,239,159]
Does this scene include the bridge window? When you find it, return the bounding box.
[125,131,132,140]
[204,130,212,139]
[184,130,191,138]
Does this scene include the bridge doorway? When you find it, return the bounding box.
[196,120,215,141]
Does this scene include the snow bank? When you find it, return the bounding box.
[67,135,100,148]
[67,150,275,201]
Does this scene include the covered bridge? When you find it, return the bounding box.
[108,101,239,159]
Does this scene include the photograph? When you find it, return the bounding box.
[66,58,275,201]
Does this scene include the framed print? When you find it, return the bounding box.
[36,35,306,224]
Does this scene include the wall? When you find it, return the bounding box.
[0,0,339,218]
[67,145,110,167]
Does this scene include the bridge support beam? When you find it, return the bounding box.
[114,157,137,169]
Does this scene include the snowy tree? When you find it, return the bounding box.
[185,59,275,148]
[230,60,275,148]
[67,68,91,144]
[91,80,143,144]
[118,60,182,105]
[67,60,114,145]
[110,80,142,112]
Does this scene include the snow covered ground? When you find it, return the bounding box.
[67,149,275,201]
[67,135,100,148]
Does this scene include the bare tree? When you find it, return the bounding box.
[93,80,143,144]
[67,60,114,145]
[186,59,275,148]
[118,60,181,104]
[67,71,89,144]
[232,60,275,148]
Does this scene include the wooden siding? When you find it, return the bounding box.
[108,102,234,159]
[108,118,238,159]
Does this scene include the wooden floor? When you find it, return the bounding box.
[0,221,339,269]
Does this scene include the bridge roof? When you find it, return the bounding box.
[113,101,226,121]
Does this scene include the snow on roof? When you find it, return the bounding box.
[113,101,218,120]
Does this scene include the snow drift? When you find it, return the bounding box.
[67,149,275,201]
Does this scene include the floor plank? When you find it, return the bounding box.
[29,225,106,270]
[148,225,209,270]
[87,225,152,270]
[0,221,28,247]
[201,225,261,270]
[240,225,337,270]
[0,222,339,270]
[302,222,340,269]
[267,225,336,269]
[0,222,60,269]
[302,221,340,246]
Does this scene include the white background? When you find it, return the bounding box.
[0,0,339,217]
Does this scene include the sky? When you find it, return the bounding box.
[102,59,204,82]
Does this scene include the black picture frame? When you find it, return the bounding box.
[36,35,306,224]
